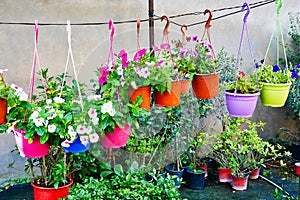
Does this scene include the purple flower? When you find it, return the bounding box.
[188,49,198,58]
[291,70,299,79]
[296,64,300,69]
[178,49,186,58]
[191,35,198,42]
[152,45,160,51]
[272,65,280,72]
[255,62,260,69]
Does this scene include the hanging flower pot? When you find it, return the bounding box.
[185,167,205,190]
[225,91,260,118]
[260,82,291,107]
[180,78,191,94]
[31,178,73,200]
[154,80,181,107]
[249,167,261,179]
[63,137,90,153]
[231,174,249,191]
[0,98,7,124]
[100,123,131,148]
[13,125,49,158]
[192,73,219,99]
[218,168,232,183]
[128,85,151,111]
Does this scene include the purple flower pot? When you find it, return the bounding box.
[225,91,260,118]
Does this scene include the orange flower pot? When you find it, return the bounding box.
[180,79,191,94]
[192,73,219,99]
[154,80,181,107]
[128,86,151,111]
[0,98,7,124]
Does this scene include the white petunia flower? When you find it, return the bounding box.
[80,136,89,146]
[34,118,44,127]
[48,124,56,133]
[101,101,116,116]
[61,140,71,148]
[92,117,99,125]
[53,97,65,104]
[89,133,99,143]
[46,99,52,104]
[85,126,92,134]
[88,108,98,119]
[37,107,42,112]
[76,125,85,134]
[117,66,123,76]
[29,111,39,120]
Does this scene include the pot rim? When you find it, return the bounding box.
[31,178,73,190]
[225,90,260,96]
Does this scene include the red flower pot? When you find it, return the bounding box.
[192,73,219,99]
[128,86,151,111]
[100,123,131,148]
[249,168,260,179]
[14,125,49,158]
[295,163,300,176]
[31,179,73,200]
[0,98,7,124]
[218,168,232,183]
[154,80,181,107]
[231,175,249,191]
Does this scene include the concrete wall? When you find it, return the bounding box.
[0,0,299,181]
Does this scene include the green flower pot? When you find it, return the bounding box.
[260,82,291,107]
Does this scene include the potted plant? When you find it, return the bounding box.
[92,52,146,149]
[189,39,219,99]
[0,68,12,124]
[120,48,173,110]
[255,62,297,107]
[224,71,260,118]
[184,131,211,190]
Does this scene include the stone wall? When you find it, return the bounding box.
[0,0,299,181]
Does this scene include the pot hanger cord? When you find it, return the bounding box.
[263,0,288,67]
[60,20,84,112]
[234,2,256,93]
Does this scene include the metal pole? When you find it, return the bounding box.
[148,0,154,53]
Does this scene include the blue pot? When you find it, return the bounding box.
[63,137,90,153]
[185,167,205,190]
[164,164,184,187]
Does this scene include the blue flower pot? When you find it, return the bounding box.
[164,164,184,187]
[63,137,90,153]
[185,167,205,190]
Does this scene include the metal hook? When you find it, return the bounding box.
[204,9,213,29]
[108,19,114,40]
[275,0,282,15]
[242,2,250,23]
[137,18,140,36]
[181,24,187,46]
[161,15,170,35]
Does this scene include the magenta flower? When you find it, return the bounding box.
[156,60,164,67]
[160,43,170,50]
[133,48,147,61]
[98,74,108,85]
[152,45,160,51]
[118,49,127,59]
[191,35,198,42]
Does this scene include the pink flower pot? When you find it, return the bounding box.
[295,163,300,176]
[218,168,232,183]
[100,123,131,148]
[14,126,49,158]
[231,175,249,191]
[249,168,260,179]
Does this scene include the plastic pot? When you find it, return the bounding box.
[164,164,184,187]
[185,167,205,190]
[100,123,131,148]
[231,174,249,191]
[218,168,232,183]
[63,137,90,153]
[154,80,181,107]
[260,82,291,107]
[192,73,219,99]
[128,85,151,111]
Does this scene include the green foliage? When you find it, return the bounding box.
[224,71,259,94]
[66,162,184,200]
[273,187,297,200]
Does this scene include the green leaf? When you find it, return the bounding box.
[40,133,49,144]
[114,164,124,176]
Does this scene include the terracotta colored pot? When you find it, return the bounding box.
[218,168,232,183]
[0,98,7,124]
[154,80,181,107]
[100,123,131,148]
[14,125,49,158]
[31,179,73,200]
[192,73,219,99]
[180,79,191,94]
[225,91,260,118]
[295,163,300,176]
[231,174,249,191]
[128,85,151,111]
[249,168,260,179]
[260,82,291,107]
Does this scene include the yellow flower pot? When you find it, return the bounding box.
[260,82,291,107]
